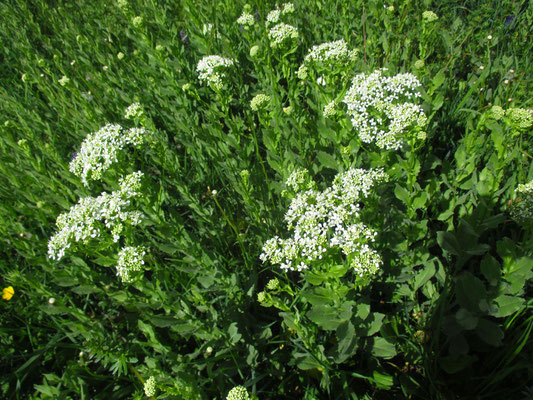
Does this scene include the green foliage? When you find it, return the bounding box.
[1,0,532,399]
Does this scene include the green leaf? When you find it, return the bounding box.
[372,370,394,389]
[394,183,410,206]
[429,70,446,95]
[333,321,358,363]
[316,150,338,170]
[366,313,385,336]
[71,285,102,295]
[455,272,486,312]
[53,276,78,287]
[413,261,436,292]
[356,302,371,321]
[492,295,525,318]
[480,255,501,286]
[437,231,461,256]
[476,318,503,346]
[455,308,478,330]
[370,337,396,359]
[228,322,242,344]
[439,355,475,374]
[308,303,353,331]
[151,316,180,328]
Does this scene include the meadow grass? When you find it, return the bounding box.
[1,0,532,399]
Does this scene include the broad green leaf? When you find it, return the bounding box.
[370,337,396,359]
[476,318,503,346]
[151,316,180,328]
[439,355,475,374]
[394,183,410,206]
[455,272,486,312]
[437,231,461,256]
[373,370,394,389]
[367,313,385,336]
[492,295,525,318]
[333,321,358,363]
[308,303,353,331]
[455,308,478,330]
[413,261,436,292]
[316,150,338,170]
[480,255,501,285]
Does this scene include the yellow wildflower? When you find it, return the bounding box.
[2,286,14,300]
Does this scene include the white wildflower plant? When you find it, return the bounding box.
[47,171,144,261]
[226,385,252,400]
[266,9,281,25]
[268,23,298,48]
[250,94,271,111]
[237,11,255,28]
[343,68,427,150]
[510,180,533,226]
[281,2,295,15]
[143,376,157,397]
[124,102,144,120]
[298,39,358,79]
[260,168,388,278]
[69,123,152,186]
[196,55,235,90]
[116,245,146,283]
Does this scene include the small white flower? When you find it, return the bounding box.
[268,23,298,48]
[196,55,235,89]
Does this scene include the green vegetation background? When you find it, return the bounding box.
[0,0,531,399]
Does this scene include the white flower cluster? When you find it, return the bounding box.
[237,11,255,27]
[260,168,387,277]
[143,376,156,397]
[124,102,144,119]
[281,3,295,14]
[323,100,337,118]
[226,386,251,400]
[268,23,298,48]
[303,39,358,65]
[47,171,144,261]
[116,246,146,283]
[510,180,533,224]
[69,123,151,186]
[267,9,281,25]
[422,11,438,23]
[202,23,213,35]
[286,168,314,192]
[196,55,235,90]
[250,94,271,111]
[343,69,426,150]
[506,108,533,129]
